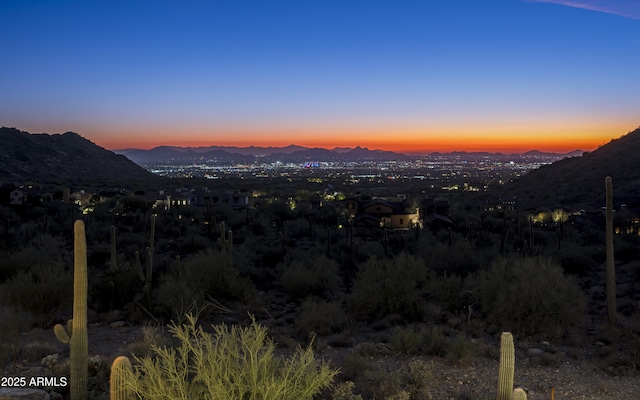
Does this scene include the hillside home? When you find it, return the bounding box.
[418,198,454,229]
[344,195,453,230]
[346,197,419,230]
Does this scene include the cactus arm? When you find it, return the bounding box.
[53,322,70,344]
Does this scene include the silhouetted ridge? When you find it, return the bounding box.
[0,127,160,184]
[502,127,640,208]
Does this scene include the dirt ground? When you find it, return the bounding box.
[4,319,640,400]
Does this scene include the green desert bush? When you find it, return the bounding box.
[121,314,338,400]
[0,234,68,282]
[388,325,423,355]
[474,257,586,338]
[295,297,347,336]
[281,255,341,299]
[0,305,33,370]
[330,381,364,400]
[420,325,448,356]
[427,272,473,315]
[400,359,435,399]
[447,333,477,365]
[1,263,72,326]
[156,249,254,317]
[347,254,429,321]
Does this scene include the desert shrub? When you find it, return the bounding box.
[0,234,69,282]
[389,325,449,357]
[347,254,429,321]
[121,314,337,400]
[356,368,405,400]
[1,263,72,326]
[127,323,169,358]
[284,217,313,239]
[184,249,252,301]
[388,325,423,355]
[549,242,599,276]
[281,255,341,299]
[330,381,363,400]
[447,333,477,365]
[155,276,201,320]
[154,249,255,320]
[427,273,475,314]
[400,359,435,399]
[474,257,586,338]
[418,239,485,276]
[339,353,374,381]
[420,325,448,356]
[90,267,141,312]
[295,297,347,336]
[0,305,33,370]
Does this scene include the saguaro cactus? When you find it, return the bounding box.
[496,332,527,400]
[497,332,515,400]
[218,221,233,255]
[218,221,233,268]
[133,248,153,307]
[110,356,133,400]
[605,176,616,327]
[149,214,155,272]
[53,220,88,400]
[512,388,528,400]
[110,225,118,272]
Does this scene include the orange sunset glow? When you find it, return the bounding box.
[89,120,634,154]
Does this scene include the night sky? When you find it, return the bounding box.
[2,0,639,153]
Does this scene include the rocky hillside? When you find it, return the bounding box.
[0,127,161,184]
[501,126,640,209]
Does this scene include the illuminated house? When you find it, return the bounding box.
[344,195,452,230]
[347,197,419,230]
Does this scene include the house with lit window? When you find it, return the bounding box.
[345,197,418,230]
[344,195,453,230]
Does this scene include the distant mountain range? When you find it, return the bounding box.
[115,144,583,165]
[500,127,640,208]
[4,125,637,211]
[0,127,160,184]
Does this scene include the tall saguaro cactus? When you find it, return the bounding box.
[605,176,616,327]
[54,220,88,400]
[218,221,233,254]
[218,221,233,268]
[149,214,155,273]
[110,225,118,272]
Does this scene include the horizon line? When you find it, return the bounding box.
[109,143,587,156]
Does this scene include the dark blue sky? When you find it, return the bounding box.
[1,0,639,152]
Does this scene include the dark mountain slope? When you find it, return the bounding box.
[501,127,640,209]
[0,127,161,184]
